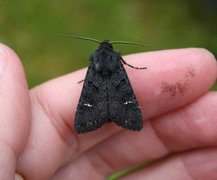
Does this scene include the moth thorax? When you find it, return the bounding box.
[95,56,118,76]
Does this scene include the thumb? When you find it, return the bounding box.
[0,44,31,179]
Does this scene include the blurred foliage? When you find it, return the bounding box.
[0,0,216,88]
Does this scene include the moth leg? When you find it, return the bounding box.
[78,79,84,84]
[121,57,146,70]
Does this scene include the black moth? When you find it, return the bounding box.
[71,36,146,133]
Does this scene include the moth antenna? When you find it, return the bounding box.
[54,33,101,44]
[110,40,154,48]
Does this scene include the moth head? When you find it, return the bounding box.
[99,40,113,50]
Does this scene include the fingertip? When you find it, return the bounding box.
[124,48,217,119]
[0,43,26,78]
[181,48,217,92]
[191,48,217,80]
[0,43,30,153]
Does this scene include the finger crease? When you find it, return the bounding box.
[179,156,197,180]
[150,118,171,154]
[0,139,18,157]
[86,150,115,176]
[31,90,80,156]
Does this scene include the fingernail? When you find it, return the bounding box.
[15,173,24,180]
[0,47,7,75]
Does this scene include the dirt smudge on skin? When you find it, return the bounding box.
[161,81,188,96]
[160,64,196,97]
[187,65,196,77]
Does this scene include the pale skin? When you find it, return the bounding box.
[0,43,216,180]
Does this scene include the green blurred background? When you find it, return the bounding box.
[0,0,216,179]
[0,0,216,89]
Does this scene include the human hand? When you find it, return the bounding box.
[0,44,216,180]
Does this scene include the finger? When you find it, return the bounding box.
[17,48,216,179]
[32,48,216,152]
[0,44,30,179]
[122,148,217,180]
[89,92,217,171]
[52,92,217,179]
